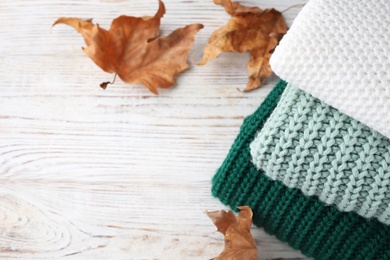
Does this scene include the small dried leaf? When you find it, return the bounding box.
[199,0,287,91]
[206,206,258,260]
[53,0,203,94]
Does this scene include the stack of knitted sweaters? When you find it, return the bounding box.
[211,0,390,259]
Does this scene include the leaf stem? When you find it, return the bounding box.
[100,73,117,89]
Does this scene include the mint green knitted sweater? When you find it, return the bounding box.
[212,81,390,260]
[250,84,390,225]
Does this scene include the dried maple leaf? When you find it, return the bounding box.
[53,0,203,94]
[198,0,287,91]
[206,206,258,260]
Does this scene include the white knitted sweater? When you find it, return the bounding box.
[270,0,390,138]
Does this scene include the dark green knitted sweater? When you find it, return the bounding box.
[211,80,390,260]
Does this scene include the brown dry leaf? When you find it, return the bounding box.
[53,0,203,94]
[198,0,287,91]
[206,206,258,260]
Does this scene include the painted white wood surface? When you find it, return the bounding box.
[0,0,309,259]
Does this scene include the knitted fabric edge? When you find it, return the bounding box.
[250,83,390,225]
[211,80,390,260]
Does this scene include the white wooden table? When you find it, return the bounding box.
[0,0,308,259]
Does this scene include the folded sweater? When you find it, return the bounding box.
[250,84,390,225]
[270,0,390,139]
[212,80,390,260]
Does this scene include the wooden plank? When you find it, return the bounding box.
[0,0,308,258]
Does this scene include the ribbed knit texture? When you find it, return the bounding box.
[270,0,390,139]
[250,84,390,225]
[212,80,390,260]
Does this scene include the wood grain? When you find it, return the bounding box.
[0,0,309,259]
